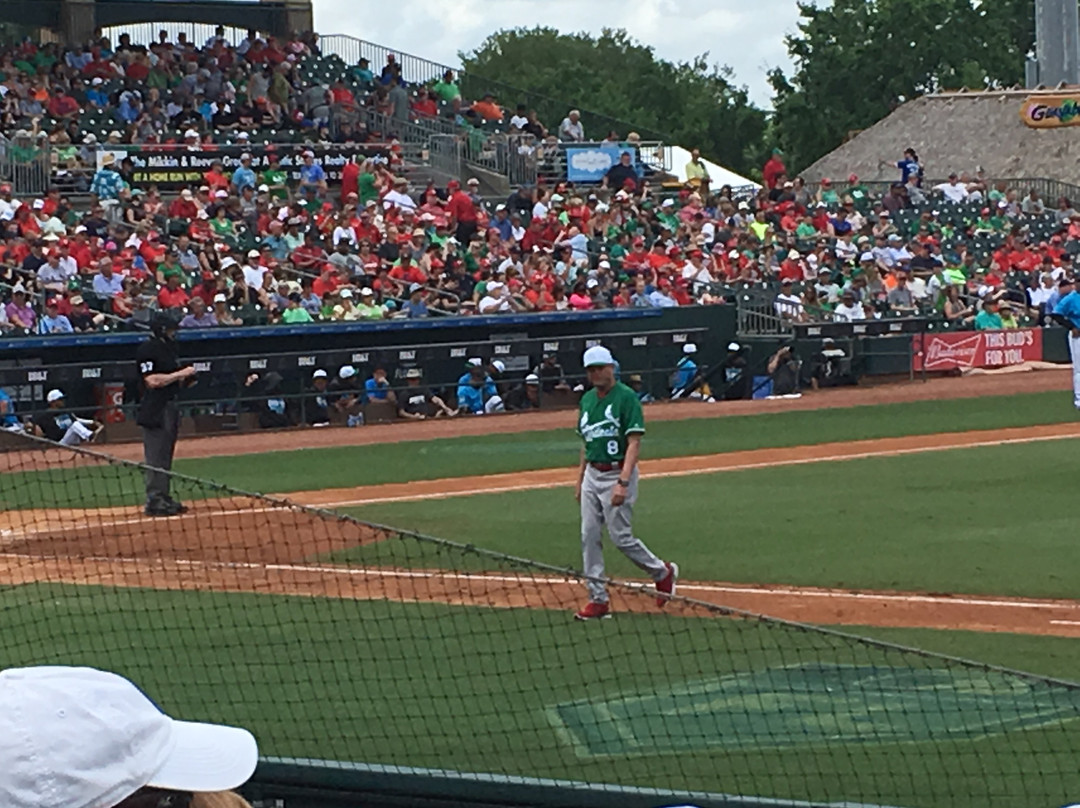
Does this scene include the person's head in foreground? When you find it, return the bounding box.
[583,345,616,392]
[0,666,258,808]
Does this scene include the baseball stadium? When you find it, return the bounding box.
[3,2,1080,807]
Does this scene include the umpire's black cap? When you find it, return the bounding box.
[150,308,183,338]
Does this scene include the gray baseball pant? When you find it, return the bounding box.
[1069,332,1080,409]
[580,464,667,604]
[59,419,95,446]
[142,403,179,506]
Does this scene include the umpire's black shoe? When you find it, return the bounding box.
[164,498,189,514]
[145,500,185,517]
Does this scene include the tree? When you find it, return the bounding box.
[769,0,1036,173]
[459,27,767,178]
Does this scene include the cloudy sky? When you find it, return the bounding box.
[311,0,803,107]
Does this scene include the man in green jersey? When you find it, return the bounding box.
[574,345,678,620]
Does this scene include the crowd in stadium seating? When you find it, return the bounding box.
[0,33,1076,337]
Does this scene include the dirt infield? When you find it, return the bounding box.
[26,369,1067,465]
[4,552,1080,637]
[4,419,1080,637]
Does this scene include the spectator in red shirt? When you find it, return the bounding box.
[523,274,556,311]
[203,161,230,193]
[389,253,428,285]
[40,187,62,217]
[47,86,79,119]
[157,274,190,309]
[340,158,360,203]
[291,232,325,271]
[312,264,340,298]
[778,250,805,281]
[411,87,437,118]
[446,180,479,245]
[471,93,503,122]
[169,188,200,220]
[330,79,355,106]
[763,149,786,190]
[125,52,151,82]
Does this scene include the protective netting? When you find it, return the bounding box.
[2,432,1080,808]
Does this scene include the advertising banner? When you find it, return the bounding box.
[913,328,1043,371]
[95,143,391,189]
[1018,95,1080,128]
[566,145,636,183]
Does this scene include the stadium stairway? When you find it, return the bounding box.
[316,33,675,190]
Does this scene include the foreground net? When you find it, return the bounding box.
[1,433,1079,808]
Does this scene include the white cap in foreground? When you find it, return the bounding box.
[583,345,615,367]
[46,389,65,403]
[0,666,258,808]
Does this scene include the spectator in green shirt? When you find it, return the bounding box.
[281,292,314,323]
[351,58,375,88]
[974,297,1003,330]
[432,70,461,103]
[358,164,378,205]
[261,157,290,201]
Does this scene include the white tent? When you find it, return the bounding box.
[669,145,759,190]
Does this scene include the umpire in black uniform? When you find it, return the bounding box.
[136,310,196,516]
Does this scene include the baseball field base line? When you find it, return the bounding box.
[5,422,1080,543]
[4,553,1080,637]
[311,422,1080,509]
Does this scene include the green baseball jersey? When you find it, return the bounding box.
[578,382,645,462]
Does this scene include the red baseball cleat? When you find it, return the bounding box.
[574,601,612,621]
[655,562,679,607]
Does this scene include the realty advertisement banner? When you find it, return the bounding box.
[94,143,391,189]
[913,328,1043,372]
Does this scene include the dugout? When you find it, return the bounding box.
[0,306,736,434]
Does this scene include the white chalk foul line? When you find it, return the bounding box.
[317,428,1080,508]
[2,553,1079,624]
[5,427,1080,542]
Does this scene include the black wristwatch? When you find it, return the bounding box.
[617,478,630,487]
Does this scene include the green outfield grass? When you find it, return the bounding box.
[334,439,1080,599]
[3,581,1079,808]
[0,390,1075,511]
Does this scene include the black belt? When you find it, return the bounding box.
[589,462,622,472]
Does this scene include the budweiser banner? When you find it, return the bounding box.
[913,328,1043,372]
[94,143,391,189]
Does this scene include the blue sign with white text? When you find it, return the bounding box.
[566,145,629,182]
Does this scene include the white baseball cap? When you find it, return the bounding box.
[583,345,614,367]
[313,369,328,378]
[491,359,505,373]
[525,373,540,384]
[727,341,741,351]
[683,343,697,354]
[46,389,65,403]
[339,365,357,379]
[0,666,258,808]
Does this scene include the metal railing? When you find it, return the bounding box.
[0,131,51,195]
[317,33,676,146]
[735,289,795,336]
[99,22,257,49]
[805,177,1080,207]
[428,134,463,180]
